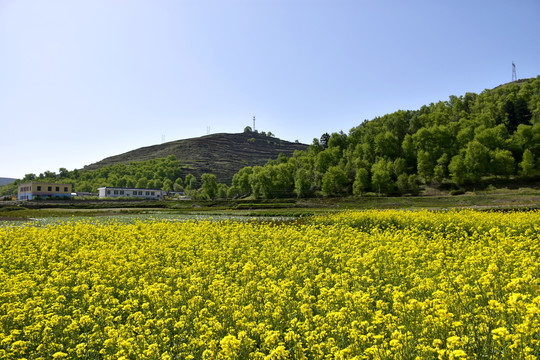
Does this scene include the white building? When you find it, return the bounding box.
[97,187,166,200]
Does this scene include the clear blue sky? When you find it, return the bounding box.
[1,0,539,179]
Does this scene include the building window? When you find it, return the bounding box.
[56,187,60,191]
[120,190,124,195]
[114,190,118,195]
[107,190,111,195]
[48,186,52,191]
[37,186,41,191]
[151,191,155,196]
[64,187,68,192]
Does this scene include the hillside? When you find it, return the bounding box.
[84,132,308,185]
[0,178,16,187]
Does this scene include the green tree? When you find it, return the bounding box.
[42,170,57,179]
[396,173,409,194]
[117,176,130,188]
[294,168,311,198]
[201,174,218,199]
[491,149,515,177]
[232,167,253,196]
[417,150,434,183]
[22,173,36,182]
[136,177,148,189]
[433,153,449,183]
[449,155,467,185]
[321,166,349,196]
[58,167,69,178]
[464,141,490,181]
[457,126,475,148]
[184,174,197,190]
[408,174,420,195]
[374,132,399,159]
[217,183,228,199]
[320,133,330,149]
[175,177,184,188]
[352,168,370,196]
[519,149,535,177]
[328,131,348,151]
[153,179,163,190]
[474,124,509,151]
[146,179,157,189]
[249,166,271,199]
[227,186,240,199]
[126,178,135,188]
[393,158,407,178]
[402,134,416,169]
[315,147,341,174]
[162,178,173,192]
[77,181,93,193]
[371,159,394,195]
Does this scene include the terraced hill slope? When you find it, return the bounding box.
[84,132,308,184]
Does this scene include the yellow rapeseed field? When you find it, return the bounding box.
[1,210,539,359]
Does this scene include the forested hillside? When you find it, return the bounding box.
[227,77,540,199]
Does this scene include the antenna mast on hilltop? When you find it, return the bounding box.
[253,116,256,131]
[512,62,517,82]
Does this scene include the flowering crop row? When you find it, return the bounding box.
[1,210,539,359]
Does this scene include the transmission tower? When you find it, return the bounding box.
[253,116,256,131]
[512,62,517,82]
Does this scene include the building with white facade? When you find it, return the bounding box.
[97,187,166,200]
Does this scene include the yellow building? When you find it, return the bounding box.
[17,182,72,200]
